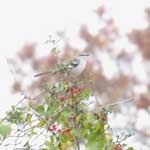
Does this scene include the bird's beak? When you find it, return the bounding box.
[79,53,89,56]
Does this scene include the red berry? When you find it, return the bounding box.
[52,124,57,130]
[60,95,65,102]
[69,87,74,93]
[62,128,71,135]
[71,87,81,95]
[68,114,75,120]
[48,126,54,131]
[73,89,78,94]
[48,124,57,131]
[57,129,63,134]
[75,101,80,105]
[100,114,107,123]
[112,144,122,150]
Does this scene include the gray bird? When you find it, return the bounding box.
[34,53,89,77]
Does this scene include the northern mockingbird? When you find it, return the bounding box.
[34,53,89,77]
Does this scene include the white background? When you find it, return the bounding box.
[0,1,150,149]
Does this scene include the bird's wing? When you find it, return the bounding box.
[34,57,80,77]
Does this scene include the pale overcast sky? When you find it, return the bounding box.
[0,0,149,55]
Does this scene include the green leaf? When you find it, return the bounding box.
[70,129,79,137]
[46,106,55,114]
[31,129,37,135]
[76,114,82,124]
[6,108,24,124]
[0,122,11,137]
[93,122,104,135]
[61,110,70,120]
[28,101,33,108]
[38,120,46,127]
[83,120,91,128]
[45,96,49,104]
[87,140,104,150]
[78,88,91,100]
[82,128,89,138]
[127,147,135,150]
[58,110,70,124]
[35,105,45,114]
[25,114,32,123]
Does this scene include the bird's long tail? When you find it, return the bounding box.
[34,71,52,77]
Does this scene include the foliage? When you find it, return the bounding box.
[0,121,11,139]
[0,70,135,149]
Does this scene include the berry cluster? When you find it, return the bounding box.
[48,124,71,135]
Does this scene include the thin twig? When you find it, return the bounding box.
[99,97,133,108]
[5,57,17,82]
[75,137,80,150]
